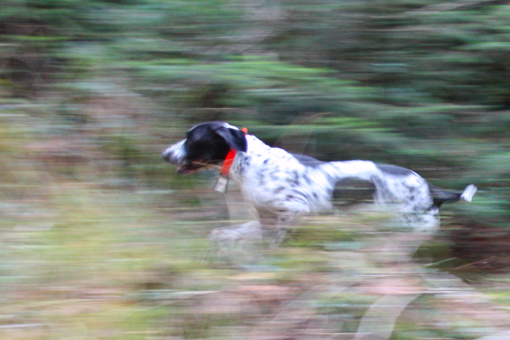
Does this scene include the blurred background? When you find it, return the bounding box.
[1,0,510,339]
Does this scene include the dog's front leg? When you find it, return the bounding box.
[209,220,263,265]
[269,212,300,248]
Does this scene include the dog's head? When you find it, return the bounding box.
[162,121,247,174]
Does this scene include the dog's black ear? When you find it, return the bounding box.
[214,126,247,152]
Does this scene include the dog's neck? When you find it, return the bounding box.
[244,135,272,156]
[228,135,271,181]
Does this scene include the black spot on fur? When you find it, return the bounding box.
[274,186,285,194]
[303,174,313,185]
[238,156,251,175]
[288,171,300,187]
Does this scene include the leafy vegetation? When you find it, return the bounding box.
[1,0,510,339]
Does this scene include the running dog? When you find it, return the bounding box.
[162,121,476,246]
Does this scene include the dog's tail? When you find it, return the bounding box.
[430,184,477,208]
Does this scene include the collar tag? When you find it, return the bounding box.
[214,149,237,193]
[214,174,229,193]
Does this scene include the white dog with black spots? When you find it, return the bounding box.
[162,121,476,252]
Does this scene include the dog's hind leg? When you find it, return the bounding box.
[380,208,440,264]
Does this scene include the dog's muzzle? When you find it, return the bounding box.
[162,140,204,174]
[162,140,186,165]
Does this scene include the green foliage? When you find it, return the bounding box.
[2,2,510,337]
[0,0,508,226]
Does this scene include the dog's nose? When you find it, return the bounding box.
[162,149,176,163]
[161,149,171,161]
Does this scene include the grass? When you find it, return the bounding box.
[1,112,510,340]
[3,175,510,339]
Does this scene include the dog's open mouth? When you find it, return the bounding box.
[177,160,222,174]
[177,164,203,174]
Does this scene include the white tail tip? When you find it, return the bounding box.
[460,184,477,202]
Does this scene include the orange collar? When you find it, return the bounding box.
[220,127,247,176]
[220,149,237,176]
